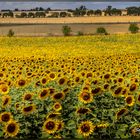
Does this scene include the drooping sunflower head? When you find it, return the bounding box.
[58,77,67,86]
[78,91,93,104]
[40,77,48,85]
[137,93,140,104]
[23,93,33,101]
[77,121,95,137]
[2,95,11,108]
[53,102,62,112]
[116,108,128,119]
[46,112,61,119]
[52,92,65,101]
[42,119,58,134]
[125,95,135,106]
[22,104,36,115]
[4,120,20,137]
[0,112,12,123]
[56,120,64,132]
[39,88,49,100]
[129,83,137,92]
[76,107,91,115]
[17,79,26,87]
[112,87,123,97]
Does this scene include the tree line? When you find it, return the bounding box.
[1,5,140,18]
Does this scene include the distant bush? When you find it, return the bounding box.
[62,25,72,36]
[77,31,84,36]
[7,29,14,37]
[129,23,139,34]
[96,27,108,35]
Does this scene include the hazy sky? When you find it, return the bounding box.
[0,2,140,10]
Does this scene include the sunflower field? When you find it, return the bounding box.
[1,34,140,139]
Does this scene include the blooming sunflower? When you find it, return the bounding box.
[77,121,95,137]
[125,95,135,106]
[78,91,93,104]
[0,112,12,123]
[0,84,9,95]
[42,119,58,134]
[53,102,62,112]
[4,120,20,137]
[17,79,26,87]
[22,104,36,115]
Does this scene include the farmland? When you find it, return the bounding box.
[0,34,140,138]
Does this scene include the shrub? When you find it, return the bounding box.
[62,25,71,36]
[129,23,139,34]
[7,29,14,37]
[96,27,108,35]
[77,31,84,36]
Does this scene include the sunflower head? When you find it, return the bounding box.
[116,108,128,119]
[76,107,91,115]
[0,84,9,94]
[23,93,33,101]
[53,102,62,112]
[42,119,58,134]
[46,112,61,119]
[22,104,36,115]
[2,95,11,108]
[78,91,93,104]
[125,95,135,106]
[39,88,49,100]
[52,92,65,101]
[77,121,95,137]
[4,120,20,137]
[17,79,26,87]
[57,120,64,132]
[0,112,12,123]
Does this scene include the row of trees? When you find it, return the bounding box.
[1,5,140,18]
[7,23,139,37]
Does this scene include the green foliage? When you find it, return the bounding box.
[129,23,139,34]
[96,27,108,35]
[62,25,72,36]
[77,31,84,36]
[7,29,14,37]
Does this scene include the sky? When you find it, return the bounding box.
[0,2,140,10]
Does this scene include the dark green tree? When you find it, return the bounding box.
[62,25,72,36]
[129,23,139,34]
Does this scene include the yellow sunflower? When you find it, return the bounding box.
[53,102,62,112]
[4,120,20,137]
[42,119,58,134]
[77,121,95,137]
[23,93,33,101]
[0,84,9,95]
[125,95,135,106]
[0,112,12,123]
[78,91,93,104]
